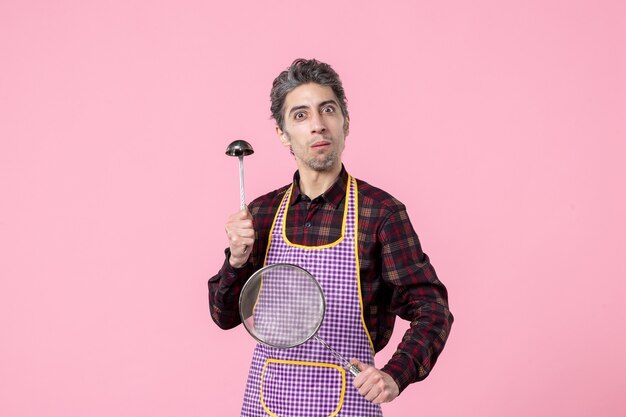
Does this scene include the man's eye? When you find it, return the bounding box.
[323,106,335,113]
[295,112,305,119]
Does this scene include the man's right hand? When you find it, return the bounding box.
[225,208,255,268]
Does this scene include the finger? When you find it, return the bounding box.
[233,238,254,253]
[227,229,254,244]
[226,231,253,246]
[226,219,254,231]
[370,381,392,404]
[366,387,382,402]
[350,358,367,388]
[350,357,369,372]
[225,219,255,242]
[227,209,253,223]
[226,230,254,249]
[351,359,378,397]
[358,374,381,401]
[238,206,253,219]
[236,227,255,238]
[372,392,392,405]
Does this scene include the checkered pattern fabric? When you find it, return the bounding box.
[241,176,382,417]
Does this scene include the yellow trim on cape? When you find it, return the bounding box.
[262,188,286,266]
[280,175,351,250]
[353,179,376,353]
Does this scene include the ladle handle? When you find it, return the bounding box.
[238,156,245,210]
[313,335,360,377]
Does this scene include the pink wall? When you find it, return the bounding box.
[1,1,625,416]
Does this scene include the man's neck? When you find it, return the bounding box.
[297,164,342,200]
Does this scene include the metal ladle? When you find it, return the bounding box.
[225,140,254,209]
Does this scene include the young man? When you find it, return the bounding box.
[209,58,453,416]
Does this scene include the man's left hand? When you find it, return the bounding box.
[351,358,400,404]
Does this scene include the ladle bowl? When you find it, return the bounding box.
[225,140,254,157]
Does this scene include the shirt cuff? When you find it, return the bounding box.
[218,248,253,284]
[381,353,417,394]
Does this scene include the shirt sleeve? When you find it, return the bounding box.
[208,248,255,329]
[378,205,453,393]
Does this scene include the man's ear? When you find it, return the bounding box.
[276,125,290,147]
[344,116,350,137]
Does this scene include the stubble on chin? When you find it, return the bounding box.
[306,150,339,172]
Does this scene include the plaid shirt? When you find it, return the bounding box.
[209,167,453,392]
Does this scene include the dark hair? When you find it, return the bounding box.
[270,58,349,130]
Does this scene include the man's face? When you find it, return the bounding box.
[276,83,349,173]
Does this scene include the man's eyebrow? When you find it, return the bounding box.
[287,100,339,117]
[319,100,339,109]
[288,105,309,117]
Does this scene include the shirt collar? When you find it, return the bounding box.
[290,165,348,209]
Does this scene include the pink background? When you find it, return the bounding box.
[1,1,625,416]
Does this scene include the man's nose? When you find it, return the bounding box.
[310,112,326,133]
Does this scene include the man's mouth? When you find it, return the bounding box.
[311,140,331,149]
